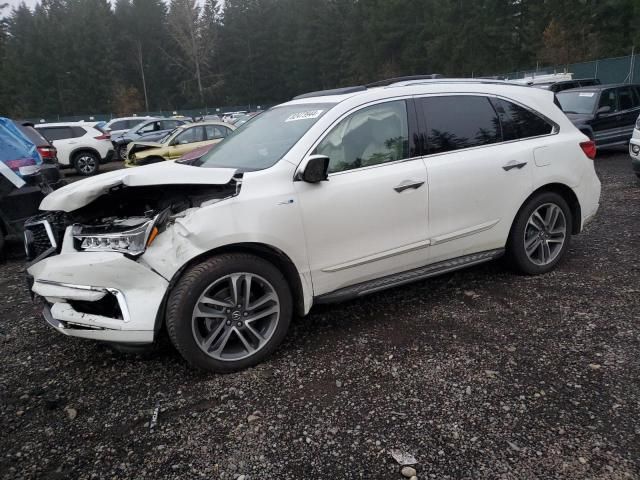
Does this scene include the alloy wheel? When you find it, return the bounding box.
[191,273,280,362]
[76,155,97,174]
[524,203,567,266]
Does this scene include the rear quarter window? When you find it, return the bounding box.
[492,98,554,140]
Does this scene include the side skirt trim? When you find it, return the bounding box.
[315,248,504,304]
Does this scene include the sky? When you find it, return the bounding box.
[2,0,208,11]
[4,0,40,9]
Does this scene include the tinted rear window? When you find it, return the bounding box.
[418,95,500,154]
[15,123,49,146]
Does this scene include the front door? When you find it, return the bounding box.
[294,99,430,296]
[591,88,624,145]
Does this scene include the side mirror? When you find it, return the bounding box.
[299,155,330,183]
[596,105,611,116]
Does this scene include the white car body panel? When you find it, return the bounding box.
[27,80,602,345]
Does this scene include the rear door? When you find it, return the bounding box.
[417,95,550,263]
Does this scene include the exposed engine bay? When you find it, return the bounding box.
[25,177,241,260]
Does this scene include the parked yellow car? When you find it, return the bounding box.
[125,121,235,166]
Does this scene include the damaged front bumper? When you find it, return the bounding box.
[28,251,169,344]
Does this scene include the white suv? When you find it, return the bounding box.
[26,79,601,372]
[35,122,114,176]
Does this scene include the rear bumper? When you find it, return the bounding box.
[101,149,115,164]
[573,170,601,232]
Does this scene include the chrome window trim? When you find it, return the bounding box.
[297,95,417,179]
[416,92,560,161]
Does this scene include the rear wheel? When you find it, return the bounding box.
[73,151,100,176]
[166,253,292,372]
[507,192,572,275]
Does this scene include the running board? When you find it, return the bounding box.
[315,249,504,304]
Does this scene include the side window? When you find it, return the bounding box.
[162,120,181,130]
[598,89,617,112]
[175,127,205,144]
[38,127,73,141]
[205,125,227,140]
[315,100,409,173]
[617,87,637,110]
[109,120,128,130]
[419,95,500,154]
[493,99,554,140]
[138,122,155,133]
[70,127,86,138]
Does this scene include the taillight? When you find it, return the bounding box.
[95,133,111,140]
[37,146,57,159]
[580,140,596,160]
[5,157,37,170]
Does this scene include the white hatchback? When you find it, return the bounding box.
[35,122,114,176]
[26,79,601,372]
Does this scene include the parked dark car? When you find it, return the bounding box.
[535,78,601,93]
[556,84,640,147]
[14,122,64,188]
[0,119,64,252]
[111,118,188,160]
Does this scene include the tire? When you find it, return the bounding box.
[166,253,293,373]
[0,229,5,257]
[117,144,128,161]
[73,151,100,176]
[507,191,573,275]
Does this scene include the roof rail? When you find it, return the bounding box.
[293,85,366,100]
[291,76,525,101]
[365,74,444,88]
[387,78,514,87]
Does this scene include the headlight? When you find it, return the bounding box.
[72,214,164,256]
[636,116,640,130]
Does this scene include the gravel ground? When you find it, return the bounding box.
[1,151,639,480]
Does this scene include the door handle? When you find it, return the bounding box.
[502,160,527,171]
[394,180,425,193]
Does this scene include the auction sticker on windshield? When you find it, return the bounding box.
[285,110,324,122]
[579,93,595,97]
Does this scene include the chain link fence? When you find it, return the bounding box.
[502,53,639,84]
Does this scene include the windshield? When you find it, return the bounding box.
[196,103,333,171]
[159,128,179,144]
[556,91,598,114]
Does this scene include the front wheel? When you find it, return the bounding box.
[117,144,128,160]
[73,151,100,176]
[507,192,572,275]
[166,253,292,373]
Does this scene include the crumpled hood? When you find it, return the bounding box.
[40,161,237,212]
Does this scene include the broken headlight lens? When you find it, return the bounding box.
[72,219,155,256]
